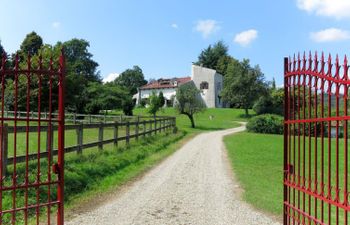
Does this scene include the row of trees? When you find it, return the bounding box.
[0,32,148,115]
[195,41,282,116]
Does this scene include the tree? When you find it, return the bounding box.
[84,82,129,114]
[114,66,147,95]
[195,41,229,71]
[148,92,162,116]
[19,31,43,56]
[158,91,165,107]
[216,55,239,76]
[222,59,268,116]
[175,82,206,128]
[60,39,100,112]
[0,42,5,56]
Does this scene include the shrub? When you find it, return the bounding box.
[246,114,283,134]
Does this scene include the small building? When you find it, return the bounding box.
[134,65,224,108]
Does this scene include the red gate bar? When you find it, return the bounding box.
[0,51,65,225]
[284,52,350,224]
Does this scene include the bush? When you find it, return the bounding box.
[246,114,283,134]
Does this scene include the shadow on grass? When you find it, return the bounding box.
[192,125,229,131]
[238,114,254,119]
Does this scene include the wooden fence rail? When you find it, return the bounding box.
[1,116,176,173]
[2,110,164,124]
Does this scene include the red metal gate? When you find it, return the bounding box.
[0,51,65,224]
[284,52,350,224]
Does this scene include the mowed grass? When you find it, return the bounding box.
[3,130,187,224]
[224,132,350,224]
[224,132,283,215]
[2,107,247,224]
[131,107,252,133]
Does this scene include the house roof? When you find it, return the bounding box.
[139,77,191,90]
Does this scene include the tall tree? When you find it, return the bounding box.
[196,41,229,71]
[60,39,100,112]
[175,82,206,128]
[222,59,268,116]
[0,42,5,56]
[19,31,43,56]
[114,66,147,95]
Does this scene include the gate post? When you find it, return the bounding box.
[283,57,289,225]
[57,50,65,225]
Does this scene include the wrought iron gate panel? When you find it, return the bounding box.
[284,52,350,225]
[0,51,65,224]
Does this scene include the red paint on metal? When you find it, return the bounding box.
[0,52,65,224]
[284,53,350,224]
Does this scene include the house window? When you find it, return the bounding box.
[200,81,209,90]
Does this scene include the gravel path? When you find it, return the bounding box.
[66,124,281,225]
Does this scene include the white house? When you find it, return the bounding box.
[134,65,224,108]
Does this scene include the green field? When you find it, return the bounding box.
[130,107,251,133]
[224,132,350,224]
[2,107,247,224]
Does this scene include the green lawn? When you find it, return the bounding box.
[128,107,251,133]
[2,107,248,224]
[224,132,349,224]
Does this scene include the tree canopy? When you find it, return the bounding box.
[19,31,43,56]
[114,66,147,95]
[195,41,229,72]
[222,59,268,116]
[175,82,206,128]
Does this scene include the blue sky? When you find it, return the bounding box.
[1,0,350,85]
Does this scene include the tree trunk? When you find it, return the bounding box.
[245,108,249,117]
[189,114,195,128]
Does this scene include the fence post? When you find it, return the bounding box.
[114,121,118,147]
[98,123,103,150]
[73,113,77,124]
[135,120,139,141]
[89,115,92,124]
[46,124,54,162]
[1,124,8,175]
[149,121,152,137]
[154,118,157,135]
[76,124,83,154]
[120,115,122,122]
[143,120,146,138]
[104,114,106,123]
[126,121,130,146]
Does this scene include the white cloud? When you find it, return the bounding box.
[310,28,350,42]
[234,29,258,47]
[171,23,178,29]
[102,73,119,83]
[52,22,61,29]
[194,19,220,38]
[297,0,350,19]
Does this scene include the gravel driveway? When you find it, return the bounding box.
[66,124,281,225]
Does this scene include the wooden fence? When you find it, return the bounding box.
[2,110,146,124]
[1,116,176,173]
